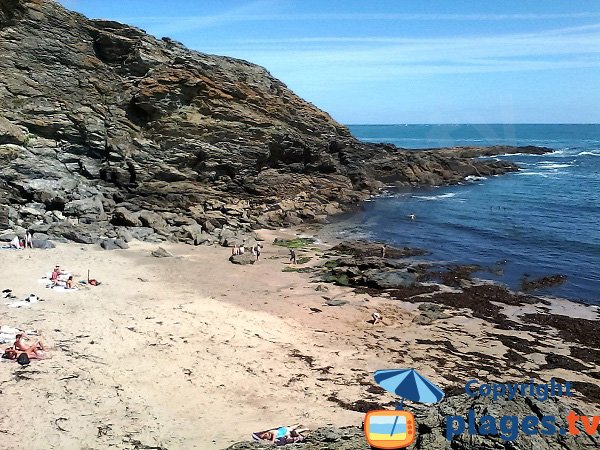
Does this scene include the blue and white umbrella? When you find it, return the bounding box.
[374,368,445,405]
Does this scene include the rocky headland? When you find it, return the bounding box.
[3,3,596,450]
[0,0,551,248]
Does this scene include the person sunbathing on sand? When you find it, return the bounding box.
[255,424,308,444]
[2,346,45,360]
[66,276,75,289]
[14,333,45,355]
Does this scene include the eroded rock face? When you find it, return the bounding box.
[0,0,550,245]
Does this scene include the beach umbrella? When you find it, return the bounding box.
[374,369,444,404]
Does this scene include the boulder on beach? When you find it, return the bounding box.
[100,238,129,251]
[229,253,256,265]
[151,247,173,258]
[364,269,417,289]
[31,239,55,249]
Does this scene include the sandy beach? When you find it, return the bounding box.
[0,227,598,450]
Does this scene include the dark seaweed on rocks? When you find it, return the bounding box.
[331,240,427,258]
[522,313,598,345]
[521,274,567,292]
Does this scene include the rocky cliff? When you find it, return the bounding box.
[0,0,545,246]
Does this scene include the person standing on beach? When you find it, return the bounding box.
[289,248,297,264]
[255,244,261,261]
[25,231,33,249]
[381,244,387,258]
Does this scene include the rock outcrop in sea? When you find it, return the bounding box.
[0,0,550,246]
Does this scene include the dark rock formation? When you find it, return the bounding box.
[224,394,599,449]
[151,247,172,258]
[0,1,552,245]
[521,274,568,292]
[99,237,128,250]
[229,253,255,265]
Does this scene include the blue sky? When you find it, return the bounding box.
[59,0,600,124]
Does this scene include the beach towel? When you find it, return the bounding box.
[7,301,31,308]
[251,428,305,446]
[0,326,21,335]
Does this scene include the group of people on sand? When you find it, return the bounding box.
[2,332,47,362]
[231,242,262,261]
[50,264,76,289]
[8,232,33,250]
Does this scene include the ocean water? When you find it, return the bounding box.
[333,124,600,305]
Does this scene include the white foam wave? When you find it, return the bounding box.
[516,172,549,178]
[538,163,574,169]
[465,175,488,182]
[412,192,457,201]
[490,152,528,157]
[577,151,600,157]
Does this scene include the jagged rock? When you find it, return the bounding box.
[364,269,417,288]
[194,232,215,246]
[0,231,17,242]
[47,223,100,244]
[129,227,156,240]
[218,228,237,247]
[229,253,256,265]
[63,197,105,218]
[413,303,451,325]
[31,239,55,249]
[151,247,173,258]
[180,224,204,242]
[115,228,134,243]
[138,210,168,232]
[0,116,26,145]
[224,394,599,449]
[111,208,141,227]
[0,0,552,244]
[326,298,349,307]
[202,220,216,233]
[100,238,129,250]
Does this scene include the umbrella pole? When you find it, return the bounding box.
[390,416,399,436]
[395,399,404,410]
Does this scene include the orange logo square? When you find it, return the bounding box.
[364,410,416,449]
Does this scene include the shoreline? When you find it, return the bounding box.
[1,226,599,449]
[318,162,600,308]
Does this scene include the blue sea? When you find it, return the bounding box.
[333,124,600,305]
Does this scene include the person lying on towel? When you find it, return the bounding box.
[253,424,308,445]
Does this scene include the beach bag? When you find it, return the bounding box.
[16,353,30,366]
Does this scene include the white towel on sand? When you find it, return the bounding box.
[6,301,30,308]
